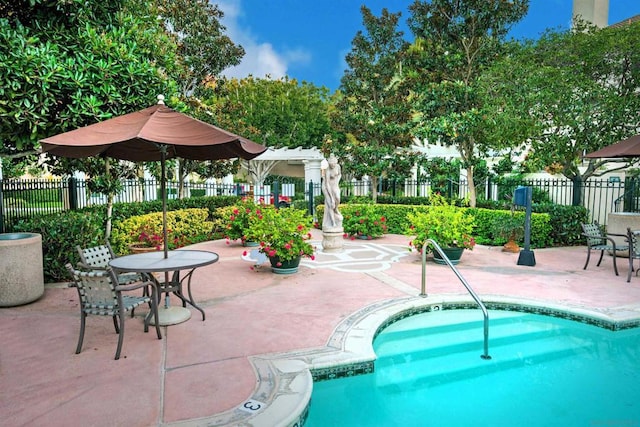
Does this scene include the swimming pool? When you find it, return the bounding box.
[306,309,640,426]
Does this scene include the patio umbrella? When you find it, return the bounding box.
[585,134,640,158]
[40,98,267,258]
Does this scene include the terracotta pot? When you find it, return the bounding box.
[502,240,520,253]
[129,244,163,254]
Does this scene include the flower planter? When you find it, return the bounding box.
[129,244,163,254]
[269,256,302,274]
[0,233,44,306]
[433,247,465,265]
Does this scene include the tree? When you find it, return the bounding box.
[201,76,332,185]
[0,0,177,161]
[405,0,529,207]
[327,6,415,202]
[488,21,640,199]
[155,0,244,97]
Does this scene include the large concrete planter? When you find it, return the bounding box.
[0,233,44,307]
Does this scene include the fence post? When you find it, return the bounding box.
[308,181,315,216]
[572,176,582,206]
[0,179,4,233]
[273,180,280,209]
[68,177,78,210]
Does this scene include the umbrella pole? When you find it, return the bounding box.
[161,147,169,259]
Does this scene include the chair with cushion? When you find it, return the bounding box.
[581,222,628,276]
[66,264,161,360]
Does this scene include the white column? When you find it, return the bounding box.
[304,159,323,199]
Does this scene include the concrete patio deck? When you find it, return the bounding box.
[2,229,640,426]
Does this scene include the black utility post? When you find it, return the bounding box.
[514,186,536,266]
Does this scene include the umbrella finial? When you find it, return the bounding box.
[157,94,165,105]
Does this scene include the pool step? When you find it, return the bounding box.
[373,311,594,390]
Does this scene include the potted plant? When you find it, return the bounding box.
[244,206,315,273]
[220,198,261,246]
[129,223,165,253]
[342,205,388,240]
[406,194,476,264]
[491,213,524,253]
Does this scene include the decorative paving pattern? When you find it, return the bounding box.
[301,240,410,273]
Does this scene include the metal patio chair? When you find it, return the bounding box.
[77,242,150,313]
[581,222,628,276]
[625,228,640,283]
[76,242,142,284]
[66,264,161,360]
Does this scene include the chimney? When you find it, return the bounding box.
[572,0,609,27]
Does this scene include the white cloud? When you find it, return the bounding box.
[217,0,310,81]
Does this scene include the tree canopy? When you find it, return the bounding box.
[487,20,640,184]
[403,0,529,206]
[327,6,415,201]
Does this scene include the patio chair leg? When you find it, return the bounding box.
[628,258,633,283]
[596,250,605,267]
[583,248,592,270]
[115,311,125,360]
[612,251,619,276]
[112,315,120,334]
[152,292,161,340]
[76,312,86,354]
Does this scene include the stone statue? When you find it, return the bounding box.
[322,153,343,231]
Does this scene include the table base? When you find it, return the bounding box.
[150,306,192,326]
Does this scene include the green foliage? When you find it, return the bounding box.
[327,6,415,201]
[470,208,552,248]
[13,210,105,282]
[0,0,177,159]
[215,198,262,242]
[407,194,476,252]
[534,203,589,246]
[201,76,331,149]
[484,21,640,184]
[341,204,388,239]
[404,0,529,206]
[110,208,213,254]
[244,206,315,262]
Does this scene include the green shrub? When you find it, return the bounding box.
[342,204,388,239]
[13,210,106,282]
[110,208,214,254]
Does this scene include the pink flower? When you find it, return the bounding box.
[233,209,239,215]
[311,255,315,260]
[276,261,282,267]
[285,243,291,249]
[243,251,247,256]
[268,250,277,257]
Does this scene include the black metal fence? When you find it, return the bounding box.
[2,176,638,233]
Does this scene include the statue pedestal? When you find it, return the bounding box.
[322,229,344,253]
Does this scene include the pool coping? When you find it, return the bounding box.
[169,294,640,426]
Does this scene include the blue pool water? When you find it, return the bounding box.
[306,309,640,426]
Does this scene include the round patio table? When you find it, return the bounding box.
[109,250,218,326]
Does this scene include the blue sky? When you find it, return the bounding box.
[219,0,640,91]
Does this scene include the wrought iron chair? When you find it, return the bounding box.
[581,222,628,276]
[66,264,161,360]
[77,242,150,314]
[625,228,640,283]
[76,242,142,284]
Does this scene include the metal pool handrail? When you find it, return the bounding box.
[421,239,492,360]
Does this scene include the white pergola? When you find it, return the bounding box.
[241,146,325,186]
